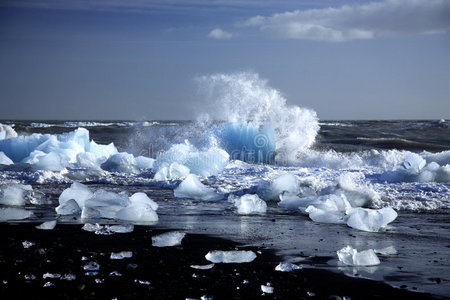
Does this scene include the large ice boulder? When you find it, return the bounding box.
[344,207,398,232]
[0,183,33,206]
[101,152,139,173]
[337,246,380,266]
[232,194,267,215]
[152,231,186,247]
[154,142,229,178]
[174,174,223,200]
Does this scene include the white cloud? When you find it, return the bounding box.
[242,0,450,42]
[208,28,233,39]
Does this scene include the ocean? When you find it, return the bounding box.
[0,119,449,298]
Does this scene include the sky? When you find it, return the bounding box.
[0,0,449,120]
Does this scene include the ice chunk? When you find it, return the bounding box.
[260,173,300,200]
[344,207,398,232]
[60,273,76,281]
[275,262,302,272]
[108,224,134,233]
[129,192,158,211]
[374,246,398,255]
[22,240,35,248]
[135,156,155,169]
[116,203,158,223]
[76,152,103,170]
[305,206,345,224]
[232,194,267,215]
[43,273,61,279]
[35,220,57,230]
[82,223,103,232]
[0,183,32,206]
[0,207,33,221]
[205,250,257,263]
[169,162,190,179]
[154,143,229,177]
[0,123,18,140]
[110,251,133,260]
[0,152,13,165]
[278,192,315,211]
[190,264,215,270]
[55,199,81,215]
[261,283,274,294]
[152,231,186,247]
[81,207,101,219]
[58,182,93,207]
[83,261,100,271]
[174,174,222,200]
[337,246,380,266]
[101,152,139,173]
[84,189,130,219]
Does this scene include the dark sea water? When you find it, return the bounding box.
[1,119,450,297]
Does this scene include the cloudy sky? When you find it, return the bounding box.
[1,0,449,120]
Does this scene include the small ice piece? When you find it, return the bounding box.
[307,291,315,297]
[337,245,380,266]
[43,281,54,287]
[344,207,398,232]
[261,283,274,294]
[275,262,302,272]
[24,274,36,280]
[101,152,139,173]
[174,174,222,201]
[22,241,35,248]
[152,231,186,247]
[82,223,103,232]
[205,250,257,263]
[43,273,61,279]
[110,251,133,260]
[0,183,32,206]
[190,264,215,270]
[55,199,81,215]
[35,220,57,230]
[134,279,151,285]
[83,261,100,271]
[59,182,93,208]
[116,203,158,223]
[374,246,398,255]
[0,207,34,221]
[95,278,104,284]
[109,271,122,277]
[108,224,134,233]
[233,194,267,215]
[60,273,76,281]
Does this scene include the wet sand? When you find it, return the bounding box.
[0,223,443,299]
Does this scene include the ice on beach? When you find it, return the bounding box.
[0,152,13,165]
[60,273,76,281]
[83,261,100,271]
[337,246,380,266]
[109,224,134,233]
[154,142,229,178]
[22,240,35,248]
[101,152,139,173]
[110,251,133,259]
[55,199,81,215]
[260,173,300,200]
[154,162,190,180]
[0,183,32,206]
[275,262,302,272]
[231,194,267,215]
[35,220,57,230]
[374,246,398,255]
[58,182,93,207]
[152,231,186,247]
[205,250,257,263]
[82,223,103,232]
[344,207,398,232]
[0,207,33,221]
[43,273,61,279]
[0,123,18,140]
[261,283,274,294]
[190,264,215,270]
[174,174,223,200]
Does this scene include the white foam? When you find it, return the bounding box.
[152,231,186,247]
[337,245,380,266]
[205,250,257,263]
[174,174,222,200]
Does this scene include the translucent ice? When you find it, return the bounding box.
[152,231,186,247]
[0,123,17,140]
[135,156,155,169]
[82,223,103,232]
[205,250,257,263]
[232,194,267,215]
[261,284,274,294]
[110,251,133,259]
[101,152,139,173]
[374,246,398,255]
[55,199,81,215]
[260,173,300,200]
[190,264,215,270]
[0,152,13,165]
[0,207,33,221]
[275,262,302,272]
[154,162,190,180]
[108,224,134,233]
[58,182,93,208]
[35,220,57,230]
[305,205,345,224]
[43,273,61,279]
[0,183,32,206]
[83,261,100,271]
[337,246,380,266]
[116,203,158,222]
[22,240,35,248]
[174,174,222,200]
[344,207,398,232]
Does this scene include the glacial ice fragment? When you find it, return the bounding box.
[0,152,13,165]
[232,194,267,215]
[0,183,32,206]
[190,264,215,270]
[108,224,134,233]
[0,208,33,221]
[22,241,35,248]
[374,246,398,255]
[43,273,61,279]
[116,203,158,222]
[110,251,133,259]
[135,156,155,169]
[0,123,17,140]
[152,231,186,247]
[83,261,100,271]
[174,174,222,200]
[275,262,302,272]
[35,220,57,230]
[337,245,380,266]
[261,283,274,294]
[260,173,300,200]
[205,250,257,263]
[55,199,81,215]
[101,152,139,173]
[58,182,93,207]
[344,207,397,232]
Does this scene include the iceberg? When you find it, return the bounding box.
[0,183,32,206]
[337,246,380,266]
[152,231,186,247]
[232,194,267,215]
[344,207,398,232]
[205,250,257,263]
[35,220,57,230]
[174,174,222,201]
